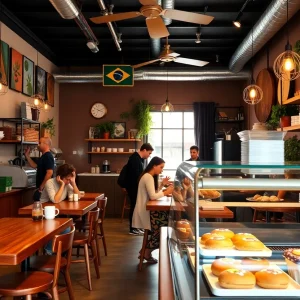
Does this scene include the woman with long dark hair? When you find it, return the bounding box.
[132,156,174,263]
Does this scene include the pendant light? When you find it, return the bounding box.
[273,0,300,81]
[161,68,174,112]
[243,26,263,105]
[0,0,8,96]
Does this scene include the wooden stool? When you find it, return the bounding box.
[252,207,300,223]
[138,229,150,271]
[121,190,130,223]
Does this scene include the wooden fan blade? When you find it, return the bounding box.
[146,17,169,38]
[162,9,214,25]
[133,59,160,69]
[174,57,209,67]
[90,12,141,24]
[139,0,158,5]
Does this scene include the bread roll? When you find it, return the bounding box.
[255,269,289,289]
[234,237,265,251]
[218,269,256,289]
[211,258,240,276]
[241,257,269,273]
[200,232,221,244]
[269,195,279,202]
[211,228,234,239]
[253,194,261,200]
[261,196,270,201]
[176,219,191,229]
[205,236,233,249]
[176,227,191,239]
[231,233,256,243]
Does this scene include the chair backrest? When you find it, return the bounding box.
[97,197,107,220]
[52,225,75,288]
[88,208,100,244]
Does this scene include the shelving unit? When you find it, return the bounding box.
[276,124,300,132]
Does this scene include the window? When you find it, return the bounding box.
[148,112,195,178]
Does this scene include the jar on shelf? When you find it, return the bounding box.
[95,165,100,174]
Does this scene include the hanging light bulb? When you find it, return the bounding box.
[28,94,44,110]
[42,100,51,112]
[161,69,174,112]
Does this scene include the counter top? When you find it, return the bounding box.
[78,172,119,177]
[0,187,35,199]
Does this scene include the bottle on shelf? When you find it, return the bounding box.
[95,165,100,174]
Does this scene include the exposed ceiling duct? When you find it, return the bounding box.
[54,68,250,83]
[49,0,99,51]
[229,0,300,73]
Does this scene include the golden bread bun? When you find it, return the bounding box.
[232,233,256,243]
[253,194,261,200]
[255,269,289,289]
[200,232,221,244]
[176,219,191,229]
[176,227,191,239]
[241,257,269,273]
[261,196,270,201]
[218,269,256,289]
[234,237,265,251]
[198,189,221,199]
[211,228,234,239]
[205,236,233,249]
[211,258,240,277]
[269,195,279,202]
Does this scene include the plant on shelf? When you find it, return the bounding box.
[41,117,55,137]
[285,135,300,161]
[120,99,153,138]
[267,104,299,129]
[96,121,114,139]
[294,40,300,55]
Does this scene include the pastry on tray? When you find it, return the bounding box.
[255,269,289,289]
[218,269,256,289]
[283,248,300,284]
[198,189,221,199]
[234,237,265,251]
[241,257,270,273]
[205,236,233,249]
[231,233,256,243]
[211,228,235,239]
[211,258,241,276]
[200,232,221,244]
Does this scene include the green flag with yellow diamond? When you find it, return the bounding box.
[103,65,134,87]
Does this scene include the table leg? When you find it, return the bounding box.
[21,257,30,272]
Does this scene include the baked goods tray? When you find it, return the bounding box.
[202,264,300,296]
[246,197,284,202]
[199,243,272,257]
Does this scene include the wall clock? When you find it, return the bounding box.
[90,103,107,119]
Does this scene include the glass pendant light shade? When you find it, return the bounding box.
[243,84,263,105]
[28,94,44,110]
[0,82,8,95]
[41,100,51,112]
[161,99,174,112]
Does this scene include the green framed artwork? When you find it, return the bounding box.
[22,56,34,96]
[47,72,54,107]
[9,48,23,92]
[0,40,9,86]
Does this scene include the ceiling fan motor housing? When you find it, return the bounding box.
[140,5,163,18]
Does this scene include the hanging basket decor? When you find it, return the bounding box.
[243,84,263,105]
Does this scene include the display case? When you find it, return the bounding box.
[168,161,300,300]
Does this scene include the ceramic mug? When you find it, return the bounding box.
[112,148,117,152]
[43,206,59,220]
[118,148,124,152]
[107,148,112,152]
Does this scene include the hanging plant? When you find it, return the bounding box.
[120,99,153,138]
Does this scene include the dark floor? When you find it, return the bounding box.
[0,218,159,300]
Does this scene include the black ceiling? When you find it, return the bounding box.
[1,0,273,68]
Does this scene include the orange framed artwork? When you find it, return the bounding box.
[47,73,54,107]
[9,48,23,92]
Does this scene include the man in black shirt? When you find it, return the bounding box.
[25,137,55,201]
[126,143,153,235]
[186,145,200,161]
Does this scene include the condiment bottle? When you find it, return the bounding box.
[32,201,43,221]
[95,165,100,174]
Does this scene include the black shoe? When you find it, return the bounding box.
[129,229,142,236]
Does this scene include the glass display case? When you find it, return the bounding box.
[168,161,300,300]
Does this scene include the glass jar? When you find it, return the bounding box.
[95,165,100,174]
[32,201,43,221]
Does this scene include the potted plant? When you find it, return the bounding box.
[285,135,300,161]
[294,40,300,55]
[267,104,299,129]
[41,117,55,137]
[96,121,114,139]
[120,99,153,138]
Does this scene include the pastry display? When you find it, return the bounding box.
[255,269,289,289]
[175,219,191,229]
[198,189,221,199]
[211,228,235,239]
[176,228,191,239]
[200,232,221,244]
[205,236,234,249]
[241,257,270,273]
[248,194,282,202]
[234,237,265,251]
[218,269,256,289]
[231,233,256,243]
[283,248,300,283]
[211,258,240,276]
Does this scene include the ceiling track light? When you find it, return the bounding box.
[233,0,252,28]
[216,55,219,63]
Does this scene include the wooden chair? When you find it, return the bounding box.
[121,189,130,223]
[29,225,76,300]
[0,226,75,300]
[138,229,150,271]
[252,207,300,223]
[72,208,100,291]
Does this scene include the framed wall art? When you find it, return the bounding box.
[113,122,126,138]
[35,65,46,99]
[0,40,10,86]
[47,72,54,106]
[22,56,34,96]
[9,48,23,92]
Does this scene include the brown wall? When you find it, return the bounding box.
[59,80,246,172]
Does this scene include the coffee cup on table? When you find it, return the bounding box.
[43,206,59,220]
[73,193,79,201]
[68,193,74,201]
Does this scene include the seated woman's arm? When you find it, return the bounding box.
[44,177,65,203]
[146,176,174,200]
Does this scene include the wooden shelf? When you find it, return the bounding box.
[87,152,133,154]
[0,140,38,145]
[282,95,300,105]
[85,139,141,142]
[276,124,300,132]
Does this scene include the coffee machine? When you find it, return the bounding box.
[102,160,110,173]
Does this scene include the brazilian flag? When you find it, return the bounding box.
[103,65,134,87]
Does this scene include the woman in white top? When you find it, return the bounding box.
[133,156,174,263]
[40,163,80,203]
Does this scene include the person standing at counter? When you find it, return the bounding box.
[186,145,200,161]
[25,137,55,201]
[126,143,154,235]
[132,156,173,263]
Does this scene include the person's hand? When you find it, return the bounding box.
[162,176,171,186]
[182,177,192,190]
[70,171,76,185]
[25,147,31,157]
[165,184,174,195]
[56,175,64,185]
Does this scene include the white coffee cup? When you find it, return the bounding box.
[43,206,59,220]
[112,148,117,152]
[68,194,74,201]
[107,148,112,152]
[73,193,79,201]
[118,148,124,152]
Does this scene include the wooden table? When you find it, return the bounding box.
[0,217,72,265]
[80,192,105,201]
[18,200,98,216]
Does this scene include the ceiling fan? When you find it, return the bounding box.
[90,0,214,39]
[132,37,209,69]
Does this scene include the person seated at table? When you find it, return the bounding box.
[40,163,80,203]
[132,156,174,263]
